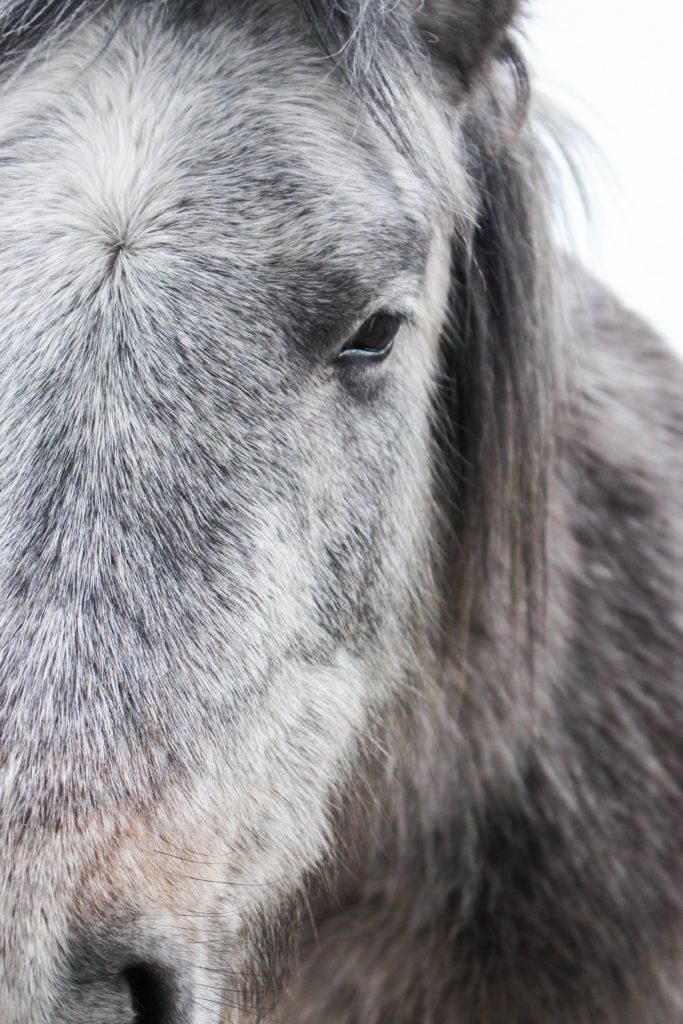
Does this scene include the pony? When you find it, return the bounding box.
[0,1,681,1021]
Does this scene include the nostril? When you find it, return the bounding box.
[122,963,176,1024]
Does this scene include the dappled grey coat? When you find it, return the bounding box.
[0,1,681,1023]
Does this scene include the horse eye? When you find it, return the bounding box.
[336,311,402,365]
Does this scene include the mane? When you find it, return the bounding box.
[439,105,558,644]
[0,0,559,641]
[0,0,92,58]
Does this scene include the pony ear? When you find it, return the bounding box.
[413,0,520,90]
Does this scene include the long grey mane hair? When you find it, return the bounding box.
[0,2,681,1024]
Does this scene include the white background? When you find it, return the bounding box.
[526,0,682,355]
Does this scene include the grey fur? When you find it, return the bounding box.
[0,2,680,1022]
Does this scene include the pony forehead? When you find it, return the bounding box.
[0,3,436,306]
